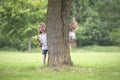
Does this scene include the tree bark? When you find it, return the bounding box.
[46,0,73,67]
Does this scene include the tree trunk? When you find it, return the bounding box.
[28,36,31,53]
[46,0,73,67]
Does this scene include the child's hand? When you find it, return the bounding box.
[35,39,41,47]
[69,38,74,44]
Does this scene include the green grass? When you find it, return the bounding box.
[0,46,120,80]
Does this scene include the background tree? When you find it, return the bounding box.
[0,0,47,51]
[46,0,73,67]
[0,0,120,51]
[71,0,120,47]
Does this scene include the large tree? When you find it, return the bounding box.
[46,0,73,67]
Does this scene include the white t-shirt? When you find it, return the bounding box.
[69,31,76,40]
[38,33,48,50]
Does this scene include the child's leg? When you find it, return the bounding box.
[43,54,46,65]
[42,50,48,65]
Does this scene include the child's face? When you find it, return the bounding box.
[69,26,75,31]
[71,22,77,28]
[71,20,78,29]
[39,24,46,32]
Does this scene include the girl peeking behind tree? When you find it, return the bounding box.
[69,18,78,45]
[38,22,48,65]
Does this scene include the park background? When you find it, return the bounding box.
[0,0,120,80]
[0,0,120,51]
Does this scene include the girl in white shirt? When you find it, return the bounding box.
[38,22,48,65]
[69,18,78,44]
[69,27,76,44]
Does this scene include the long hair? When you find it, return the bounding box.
[38,22,46,34]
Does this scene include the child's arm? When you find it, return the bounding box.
[36,35,43,47]
[35,39,41,47]
[69,37,76,44]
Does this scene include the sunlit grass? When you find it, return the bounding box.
[0,46,120,80]
[80,45,120,52]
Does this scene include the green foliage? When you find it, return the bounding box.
[71,0,120,46]
[109,26,120,46]
[0,0,120,50]
[0,0,47,51]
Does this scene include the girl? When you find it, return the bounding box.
[69,18,78,44]
[38,22,48,65]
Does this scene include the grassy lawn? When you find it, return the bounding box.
[0,46,120,80]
